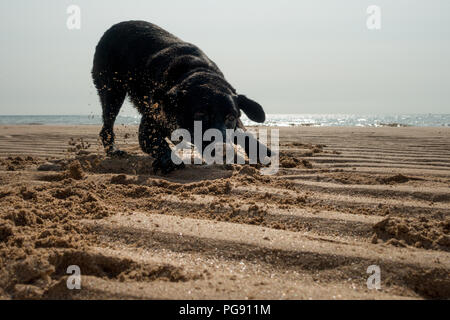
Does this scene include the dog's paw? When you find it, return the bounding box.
[152,153,185,174]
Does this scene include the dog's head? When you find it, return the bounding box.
[167,82,266,137]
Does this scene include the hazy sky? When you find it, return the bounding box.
[0,0,449,115]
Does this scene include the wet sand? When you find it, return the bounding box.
[0,125,449,299]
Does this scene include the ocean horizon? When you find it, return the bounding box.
[0,114,449,127]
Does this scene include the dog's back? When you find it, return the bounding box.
[92,21,179,77]
[92,21,222,100]
[93,21,229,119]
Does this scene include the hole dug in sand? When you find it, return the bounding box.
[41,153,235,183]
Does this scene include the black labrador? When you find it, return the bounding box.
[92,20,269,173]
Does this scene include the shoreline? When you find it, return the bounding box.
[1,114,450,128]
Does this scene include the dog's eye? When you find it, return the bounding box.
[226,115,236,122]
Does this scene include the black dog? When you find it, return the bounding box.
[92,20,269,173]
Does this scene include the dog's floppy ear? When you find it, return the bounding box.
[236,94,266,123]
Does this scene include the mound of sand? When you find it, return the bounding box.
[280,155,313,169]
[374,217,450,251]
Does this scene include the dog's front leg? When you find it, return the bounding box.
[138,114,185,174]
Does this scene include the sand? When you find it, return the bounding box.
[0,125,449,300]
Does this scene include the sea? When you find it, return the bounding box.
[0,114,449,127]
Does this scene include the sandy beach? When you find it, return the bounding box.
[0,125,449,299]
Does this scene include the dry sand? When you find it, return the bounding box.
[0,125,449,299]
